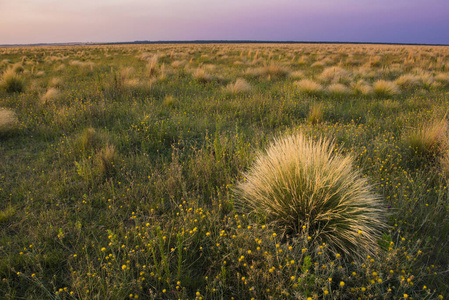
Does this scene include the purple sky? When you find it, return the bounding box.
[1,0,448,45]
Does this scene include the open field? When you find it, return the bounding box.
[1,43,449,299]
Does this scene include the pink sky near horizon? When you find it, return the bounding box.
[0,0,448,45]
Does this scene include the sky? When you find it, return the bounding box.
[0,0,448,45]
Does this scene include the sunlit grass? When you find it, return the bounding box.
[235,133,386,259]
[0,68,24,93]
[1,43,448,299]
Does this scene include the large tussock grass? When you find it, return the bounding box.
[235,133,386,259]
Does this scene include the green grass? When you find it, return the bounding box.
[0,43,448,299]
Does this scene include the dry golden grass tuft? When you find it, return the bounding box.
[394,74,422,89]
[147,56,159,77]
[245,63,289,79]
[0,108,18,135]
[69,60,95,69]
[225,78,252,95]
[417,72,435,89]
[0,59,10,67]
[288,70,304,79]
[405,118,448,159]
[351,80,374,96]
[435,73,449,86]
[0,68,24,93]
[260,62,290,77]
[373,80,401,97]
[12,63,24,73]
[319,66,351,83]
[235,133,386,259]
[308,103,325,124]
[48,77,63,88]
[35,70,45,77]
[96,144,118,177]
[192,68,212,83]
[41,88,60,104]
[326,83,352,96]
[171,60,185,68]
[55,64,66,71]
[120,67,134,79]
[294,79,323,96]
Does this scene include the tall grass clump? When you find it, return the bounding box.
[225,78,252,94]
[351,80,374,96]
[326,83,352,97]
[192,68,212,83]
[41,88,60,104]
[318,66,351,83]
[96,144,118,177]
[308,103,325,124]
[373,80,400,97]
[405,118,448,159]
[259,62,290,78]
[0,108,18,136]
[246,63,289,79]
[235,133,386,259]
[294,79,323,96]
[0,68,24,93]
[394,73,422,90]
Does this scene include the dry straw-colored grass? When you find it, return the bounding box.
[319,66,351,83]
[294,79,323,96]
[225,78,252,95]
[308,103,325,124]
[435,73,449,86]
[96,144,117,177]
[0,108,18,135]
[288,70,304,79]
[147,56,159,77]
[246,63,289,79]
[235,133,385,259]
[394,74,422,89]
[41,88,60,104]
[406,118,448,158]
[351,80,374,96]
[326,83,352,96]
[48,77,63,88]
[1,68,24,93]
[373,80,401,97]
[192,68,212,83]
[69,60,95,70]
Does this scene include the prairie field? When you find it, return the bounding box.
[1,43,449,299]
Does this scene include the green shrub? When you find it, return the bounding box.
[235,133,386,259]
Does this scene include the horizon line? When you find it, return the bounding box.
[1,40,449,48]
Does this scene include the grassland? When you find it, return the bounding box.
[1,43,449,299]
